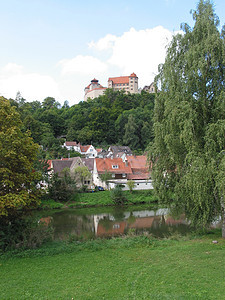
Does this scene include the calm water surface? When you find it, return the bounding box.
[39,205,191,240]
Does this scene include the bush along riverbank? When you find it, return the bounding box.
[39,189,158,210]
[0,229,224,299]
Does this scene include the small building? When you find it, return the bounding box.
[84,78,107,101]
[62,142,99,158]
[108,145,133,158]
[142,82,155,93]
[63,141,80,152]
[93,157,133,189]
[108,73,138,94]
[51,157,93,189]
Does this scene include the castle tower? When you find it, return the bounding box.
[128,73,138,94]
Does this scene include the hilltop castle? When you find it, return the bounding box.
[84,73,139,101]
[84,73,154,101]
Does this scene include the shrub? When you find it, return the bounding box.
[110,185,127,205]
[0,215,53,251]
[48,171,77,202]
[127,180,135,193]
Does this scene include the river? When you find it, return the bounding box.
[37,205,191,241]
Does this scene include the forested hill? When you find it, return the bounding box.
[8,89,155,158]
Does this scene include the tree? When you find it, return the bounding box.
[123,114,139,149]
[127,180,135,193]
[110,185,127,205]
[0,97,40,217]
[100,170,112,189]
[48,168,77,202]
[74,166,91,188]
[150,0,225,237]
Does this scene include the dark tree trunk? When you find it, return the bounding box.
[221,201,225,239]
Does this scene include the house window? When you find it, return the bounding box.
[112,174,115,178]
[112,165,118,169]
[122,174,126,178]
[113,224,120,229]
[90,149,93,152]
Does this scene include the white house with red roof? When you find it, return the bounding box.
[80,144,98,158]
[108,73,138,94]
[63,141,100,158]
[93,157,133,189]
[84,78,107,101]
[63,141,80,152]
[93,155,153,190]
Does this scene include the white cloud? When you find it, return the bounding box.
[90,26,181,87]
[0,63,61,102]
[1,63,24,75]
[88,34,117,51]
[58,55,108,76]
[1,26,181,105]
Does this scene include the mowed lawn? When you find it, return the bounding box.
[0,235,225,299]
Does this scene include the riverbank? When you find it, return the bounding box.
[0,230,224,299]
[40,190,158,210]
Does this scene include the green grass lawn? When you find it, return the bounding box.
[68,190,157,208]
[1,232,225,299]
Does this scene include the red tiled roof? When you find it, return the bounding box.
[80,145,91,153]
[127,173,149,180]
[96,148,103,153]
[65,141,78,147]
[127,155,148,169]
[47,160,52,170]
[96,157,132,174]
[108,76,129,84]
[130,72,137,78]
[126,155,150,180]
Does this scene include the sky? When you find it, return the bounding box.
[0,0,224,106]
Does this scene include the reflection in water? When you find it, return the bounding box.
[49,207,189,241]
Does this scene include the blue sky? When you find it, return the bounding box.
[0,0,224,105]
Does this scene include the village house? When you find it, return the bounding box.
[93,157,133,189]
[51,157,93,189]
[62,141,100,158]
[142,82,155,93]
[108,145,133,158]
[125,155,153,190]
[93,155,153,190]
[63,141,80,152]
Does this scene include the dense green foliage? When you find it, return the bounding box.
[0,97,40,217]
[110,185,127,205]
[0,215,53,251]
[0,233,224,299]
[9,90,155,159]
[47,170,77,202]
[150,1,225,235]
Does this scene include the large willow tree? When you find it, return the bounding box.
[150,0,225,237]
